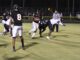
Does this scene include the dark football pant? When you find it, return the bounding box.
[53,24,59,32]
[49,22,59,32]
[4,24,9,32]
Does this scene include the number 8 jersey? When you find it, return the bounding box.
[11,10,22,26]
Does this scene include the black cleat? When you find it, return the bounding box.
[22,47,25,50]
[13,49,16,52]
[13,47,16,52]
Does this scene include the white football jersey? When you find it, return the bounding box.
[52,13,61,19]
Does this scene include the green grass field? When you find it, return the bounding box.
[0,23,80,60]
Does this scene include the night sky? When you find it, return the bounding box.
[0,0,80,11]
[0,0,56,7]
[0,0,79,7]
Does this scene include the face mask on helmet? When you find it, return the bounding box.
[13,4,19,11]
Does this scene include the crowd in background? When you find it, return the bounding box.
[0,7,78,16]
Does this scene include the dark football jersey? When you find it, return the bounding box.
[33,13,42,23]
[11,11,22,26]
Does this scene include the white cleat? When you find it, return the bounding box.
[0,32,3,35]
[46,36,50,40]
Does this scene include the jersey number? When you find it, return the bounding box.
[17,14,22,21]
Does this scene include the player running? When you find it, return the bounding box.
[29,11,41,39]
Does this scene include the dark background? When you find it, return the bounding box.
[0,0,80,16]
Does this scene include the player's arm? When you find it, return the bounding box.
[9,16,14,26]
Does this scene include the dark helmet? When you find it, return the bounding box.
[13,4,19,11]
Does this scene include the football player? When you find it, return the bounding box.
[11,4,24,51]
[2,10,10,35]
[29,11,41,38]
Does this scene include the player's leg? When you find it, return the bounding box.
[3,24,9,35]
[48,27,53,36]
[39,23,42,37]
[10,27,12,36]
[5,25,9,32]
[20,36,25,50]
[59,20,63,26]
[18,26,25,49]
[39,22,43,37]
[12,37,16,51]
[59,19,66,26]
[47,21,53,39]
[29,22,38,38]
[56,24,59,32]
[32,22,38,38]
[12,26,17,51]
[39,22,45,37]
[52,24,56,32]
[3,24,7,35]
[29,22,36,35]
[40,27,46,37]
